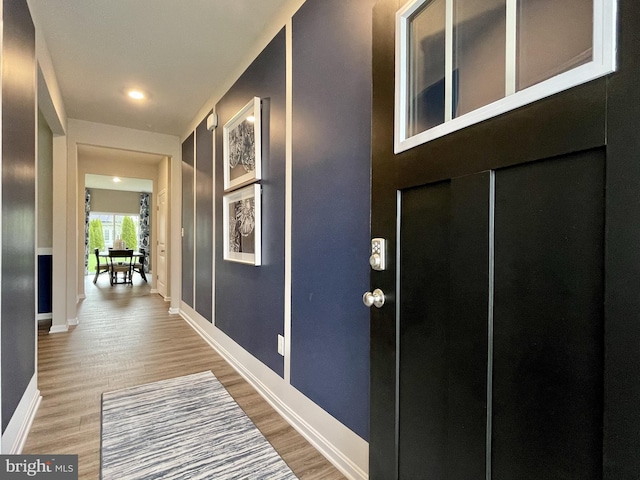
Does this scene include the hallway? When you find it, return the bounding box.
[23,276,345,479]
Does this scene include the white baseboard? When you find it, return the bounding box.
[150,288,158,294]
[37,313,52,321]
[67,317,79,326]
[2,375,41,454]
[180,309,368,480]
[168,307,180,315]
[49,324,69,334]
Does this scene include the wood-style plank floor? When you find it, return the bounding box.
[23,275,346,480]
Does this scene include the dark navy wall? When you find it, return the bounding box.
[215,29,286,376]
[181,133,195,307]
[291,0,374,440]
[2,0,36,433]
[38,255,52,314]
[195,115,213,321]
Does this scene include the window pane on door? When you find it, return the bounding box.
[453,0,506,117]
[517,0,593,91]
[408,0,446,136]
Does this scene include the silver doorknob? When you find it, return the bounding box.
[363,288,385,308]
[369,254,382,270]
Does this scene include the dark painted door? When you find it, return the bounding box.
[369,1,611,478]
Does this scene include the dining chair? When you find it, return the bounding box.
[93,248,110,284]
[132,247,147,282]
[108,249,135,286]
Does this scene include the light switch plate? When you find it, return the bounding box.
[277,334,285,356]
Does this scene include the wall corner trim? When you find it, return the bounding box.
[1,375,41,454]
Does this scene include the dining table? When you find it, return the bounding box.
[99,250,146,284]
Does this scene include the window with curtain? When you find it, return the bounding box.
[87,212,140,273]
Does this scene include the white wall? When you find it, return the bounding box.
[37,109,53,249]
[29,0,67,136]
[89,189,143,215]
[31,0,72,340]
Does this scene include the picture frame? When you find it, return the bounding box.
[223,183,261,266]
[223,97,262,191]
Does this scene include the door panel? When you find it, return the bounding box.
[393,153,604,479]
[446,173,492,478]
[492,150,604,479]
[157,189,167,298]
[399,172,490,478]
[399,181,451,479]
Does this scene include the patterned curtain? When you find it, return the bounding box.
[85,189,91,274]
[139,193,151,272]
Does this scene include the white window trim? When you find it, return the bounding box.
[395,0,618,154]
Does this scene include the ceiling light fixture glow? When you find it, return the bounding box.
[127,90,145,100]
[113,177,122,183]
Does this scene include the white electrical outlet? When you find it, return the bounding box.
[277,335,285,356]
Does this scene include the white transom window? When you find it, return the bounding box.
[395,0,617,153]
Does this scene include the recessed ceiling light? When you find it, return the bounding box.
[247,115,255,123]
[113,177,122,183]
[127,90,145,100]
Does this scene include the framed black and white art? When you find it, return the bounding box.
[223,97,262,191]
[223,183,261,266]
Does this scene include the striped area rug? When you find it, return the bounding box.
[101,371,298,479]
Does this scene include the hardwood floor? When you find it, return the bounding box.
[23,276,347,480]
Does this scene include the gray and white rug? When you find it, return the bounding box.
[101,371,298,479]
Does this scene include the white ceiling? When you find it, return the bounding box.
[80,145,161,193]
[85,174,153,194]
[78,144,165,165]
[28,0,294,136]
